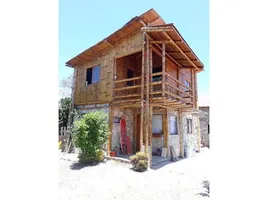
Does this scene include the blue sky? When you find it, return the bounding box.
[59,0,209,103]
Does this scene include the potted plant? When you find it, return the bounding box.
[110,145,119,157]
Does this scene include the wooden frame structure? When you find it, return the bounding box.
[65,9,204,168]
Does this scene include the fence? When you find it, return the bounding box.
[59,127,68,141]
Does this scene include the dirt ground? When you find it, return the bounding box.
[59,148,210,200]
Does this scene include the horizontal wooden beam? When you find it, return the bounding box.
[150,40,171,44]
[115,76,141,83]
[162,31,199,70]
[141,26,173,32]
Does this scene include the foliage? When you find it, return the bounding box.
[59,97,72,129]
[130,152,148,172]
[59,98,81,131]
[73,111,108,164]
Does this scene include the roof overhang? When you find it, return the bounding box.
[65,8,204,72]
[66,9,165,67]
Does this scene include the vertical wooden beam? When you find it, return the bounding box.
[133,109,136,153]
[149,45,153,168]
[179,109,184,158]
[191,69,196,109]
[140,32,145,151]
[194,71,198,109]
[163,108,169,148]
[107,107,114,156]
[145,36,150,153]
[149,105,153,167]
[112,58,117,101]
[162,43,166,98]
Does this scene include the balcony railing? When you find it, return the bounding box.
[113,72,193,105]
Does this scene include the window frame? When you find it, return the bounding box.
[152,114,163,135]
[86,65,101,85]
[169,115,178,135]
[186,118,192,134]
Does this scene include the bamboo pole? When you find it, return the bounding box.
[191,69,196,109]
[179,109,184,158]
[162,43,166,98]
[107,107,114,156]
[140,31,145,151]
[145,36,150,153]
[163,108,169,149]
[149,105,153,167]
[149,45,153,167]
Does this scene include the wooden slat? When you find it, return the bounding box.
[114,85,141,91]
[166,73,192,91]
[115,76,141,83]
[114,94,141,99]
[162,43,166,98]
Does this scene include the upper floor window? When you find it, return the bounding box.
[184,80,191,94]
[86,66,100,85]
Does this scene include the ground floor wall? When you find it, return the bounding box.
[76,104,200,158]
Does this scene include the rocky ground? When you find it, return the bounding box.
[59,148,210,200]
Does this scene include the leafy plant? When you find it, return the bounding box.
[73,111,108,164]
[130,152,148,172]
[58,97,71,130]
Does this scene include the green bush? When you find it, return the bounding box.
[130,152,148,172]
[73,111,108,164]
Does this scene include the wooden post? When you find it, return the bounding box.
[191,69,196,109]
[162,43,166,98]
[149,45,153,167]
[140,32,145,151]
[149,105,153,167]
[107,107,114,156]
[179,109,184,158]
[163,108,169,149]
[145,37,150,153]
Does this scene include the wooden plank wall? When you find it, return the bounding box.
[74,31,142,105]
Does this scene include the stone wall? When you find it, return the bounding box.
[182,112,199,157]
[199,106,209,147]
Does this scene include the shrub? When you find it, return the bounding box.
[73,111,108,164]
[130,152,148,172]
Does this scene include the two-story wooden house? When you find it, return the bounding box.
[65,9,204,165]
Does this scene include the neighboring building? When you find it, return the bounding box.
[199,106,209,148]
[65,9,205,166]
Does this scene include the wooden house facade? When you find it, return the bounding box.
[66,9,204,166]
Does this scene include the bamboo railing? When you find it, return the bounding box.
[113,72,193,104]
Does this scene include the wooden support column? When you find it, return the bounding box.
[179,109,184,158]
[145,36,150,153]
[149,105,153,167]
[191,69,197,109]
[140,32,145,151]
[162,43,166,98]
[107,107,114,155]
[149,45,153,167]
[163,108,169,149]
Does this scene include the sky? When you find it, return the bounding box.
[59,0,209,105]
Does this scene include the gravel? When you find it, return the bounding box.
[59,148,210,200]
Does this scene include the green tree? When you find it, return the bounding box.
[58,97,71,129]
[73,111,108,164]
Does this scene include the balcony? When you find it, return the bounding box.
[111,72,193,109]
